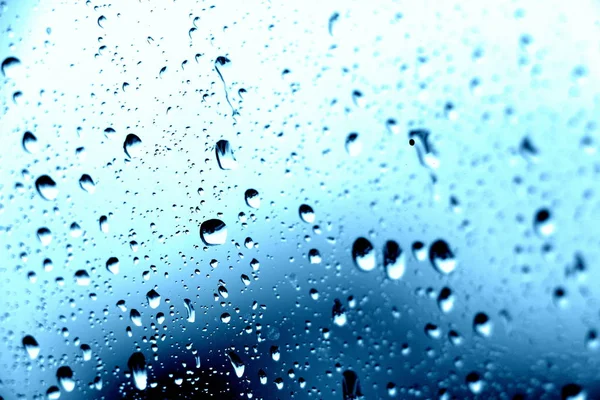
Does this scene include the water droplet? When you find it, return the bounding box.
[519,137,539,163]
[74,270,91,286]
[533,208,554,237]
[424,323,442,339]
[22,335,40,359]
[352,237,376,272]
[56,366,75,392]
[270,345,281,361]
[37,227,52,246]
[106,257,120,274]
[585,329,598,350]
[128,352,147,390]
[35,175,58,200]
[308,249,322,264]
[332,298,347,327]
[215,140,238,170]
[146,289,161,309]
[345,133,362,157]
[228,351,245,378]
[409,129,440,170]
[104,127,116,138]
[46,386,60,399]
[1,56,21,78]
[130,309,142,326]
[351,90,365,107]
[429,240,457,274]
[79,174,96,193]
[123,134,142,158]
[342,370,364,399]
[259,369,267,384]
[386,118,400,135]
[473,312,492,337]
[244,189,260,208]
[561,384,586,400]
[183,298,195,322]
[299,204,315,223]
[466,372,484,394]
[200,219,227,245]
[81,344,92,361]
[437,287,455,313]
[383,240,405,280]
[22,131,39,153]
[99,216,109,233]
[387,382,397,397]
[328,12,339,35]
[412,241,427,261]
[97,15,107,28]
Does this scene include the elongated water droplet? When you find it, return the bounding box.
[245,189,260,208]
[23,335,40,359]
[342,370,363,400]
[36,175,58,200]
[99,215,109,233]
[533,208,554,237]
[56,366,75,392]
[228,351,245,378]
[106,257,120,274]
[79,174,96,193]
[81,344,92,361]
[23,131,39,153]
[352,237,376,272]
[384,240,405,280]
[332,298,347,327]
[328,12,339,35]
[128,352,147,390]
[215,140,238,170]
[437,287,455,313]
[429,239,457,274]
[270,345,280,362]
[184,298,195,322]
[130,309,142,326]
[409,129,440,170]
[200,219,227,245]
[299,204,315,223]
[124,134,142,158]
[146,289,161,309]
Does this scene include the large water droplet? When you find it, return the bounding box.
[56,366,75,392]
[473,312,492,337]
[130,309,142,326]
[384,240,405,280]
[35,175,58,201]
[228,351,245,378]
[74,269,91,286]
[332,298,347,327]
[183,298,195,322]
[244,189,260,208]
[46,386,60,399]
[215,140,238,170]
[106,257,120,275]
[533,208,554,237]
[79,174,96,193]
[128,352,147,390]
[437,287,455,313]
[146,289,161,309]
[123,134,142,158]
[37,227,52,246]
[352,237,376,272]
[22,335,40,359]
[342,370,364,399]
[429,240,457,274]
[466,372,484,394]
[1,56,22,78]
[22,131,39,153]
[561,384,586,400]
[200,219,227,245]
[299,204,315,223]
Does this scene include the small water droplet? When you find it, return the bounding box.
[184,298,195,322]
[533,208,554,237]
[332,298,347,327]
[79,174,96,193]
[146,289,161,309]
[22,335,40,359]
[22,131,39,153]
[473,312,492,337]
[106,257,120,275]
[299,204,315,223]
[345,133,362,157]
